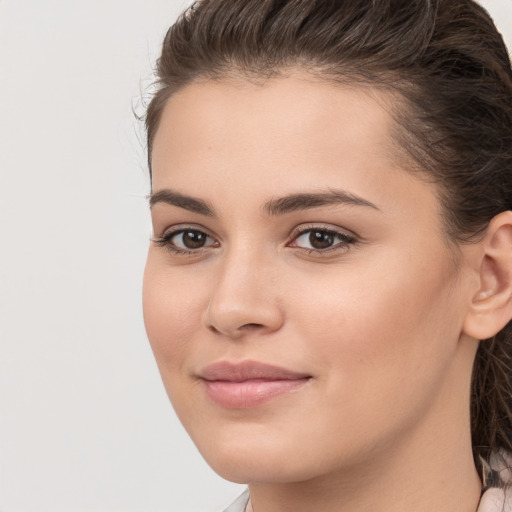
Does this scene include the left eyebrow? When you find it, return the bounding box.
[148,189,215,216]
[263,189,380,216]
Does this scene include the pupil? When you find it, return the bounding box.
[183,231,206,249]
[309,231,334,249]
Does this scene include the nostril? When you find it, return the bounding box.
[241,323,264,330]
[208,325,221,334]
[207,322,264,336]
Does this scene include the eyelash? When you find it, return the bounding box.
[152,227,218,256]
[288,226,357,255]
[152,225,358,256]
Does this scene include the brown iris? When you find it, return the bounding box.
[309,231,335,249]
[181,231,208,249]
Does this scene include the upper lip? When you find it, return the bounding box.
[199,360,311,382]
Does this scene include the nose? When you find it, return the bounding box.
[203,249,284,339]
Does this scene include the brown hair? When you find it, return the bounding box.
[145,0,512,476]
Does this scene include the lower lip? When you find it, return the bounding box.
[203,378,310,409]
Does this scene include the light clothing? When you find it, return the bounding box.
[222,489,249,512]
[478,487,512,512]
[478,450,512,512]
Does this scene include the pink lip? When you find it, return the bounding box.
[199,361,311,409]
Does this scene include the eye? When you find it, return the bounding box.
[153,227,218,254]
[289,227,356,252]
[171,230,213,249]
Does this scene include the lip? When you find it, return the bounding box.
[198,361,312,409]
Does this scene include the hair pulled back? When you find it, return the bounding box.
[145,0,512,476]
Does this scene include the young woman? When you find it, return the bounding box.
[142,1,512,510]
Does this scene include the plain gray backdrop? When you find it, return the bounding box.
[0,1,511,511]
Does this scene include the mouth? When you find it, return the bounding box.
[198,360,312,409]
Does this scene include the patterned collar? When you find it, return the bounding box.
[477,451,512,512]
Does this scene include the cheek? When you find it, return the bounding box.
[142,251,207,366]
[290,248,462,410]
[312,242,457,338]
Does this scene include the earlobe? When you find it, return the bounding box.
[463,211,512,340]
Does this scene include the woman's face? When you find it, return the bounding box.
[144,73,477,484]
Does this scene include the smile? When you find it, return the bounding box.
[199,361,312,409]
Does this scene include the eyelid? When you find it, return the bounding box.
[286,223,359,254]
[152,224,220,254]
[288,223,358,242]
[155,223,216,240]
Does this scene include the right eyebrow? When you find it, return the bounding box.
[263,189,380,215]
[148,189,215,217]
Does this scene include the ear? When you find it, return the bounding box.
[463,211,512,340]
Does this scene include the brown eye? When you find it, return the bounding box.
[290,228,356,252]
[309,231,335,249]
[179,231,208,249]
[164,229,216,251]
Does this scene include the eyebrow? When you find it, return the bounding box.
[149,189,215,216]
[148,188,379,216]
[263,189,379,215]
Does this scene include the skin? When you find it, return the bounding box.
[142,72,506,512]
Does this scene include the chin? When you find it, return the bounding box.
[189,426,341,485]
[204,451,319,485]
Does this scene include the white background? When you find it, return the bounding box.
[0,1,511,511]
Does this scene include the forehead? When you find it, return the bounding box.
[151,72,402,178]
[150,73,438,224]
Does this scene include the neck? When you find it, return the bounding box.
[247,338,482,512]
[248,434,481,512]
